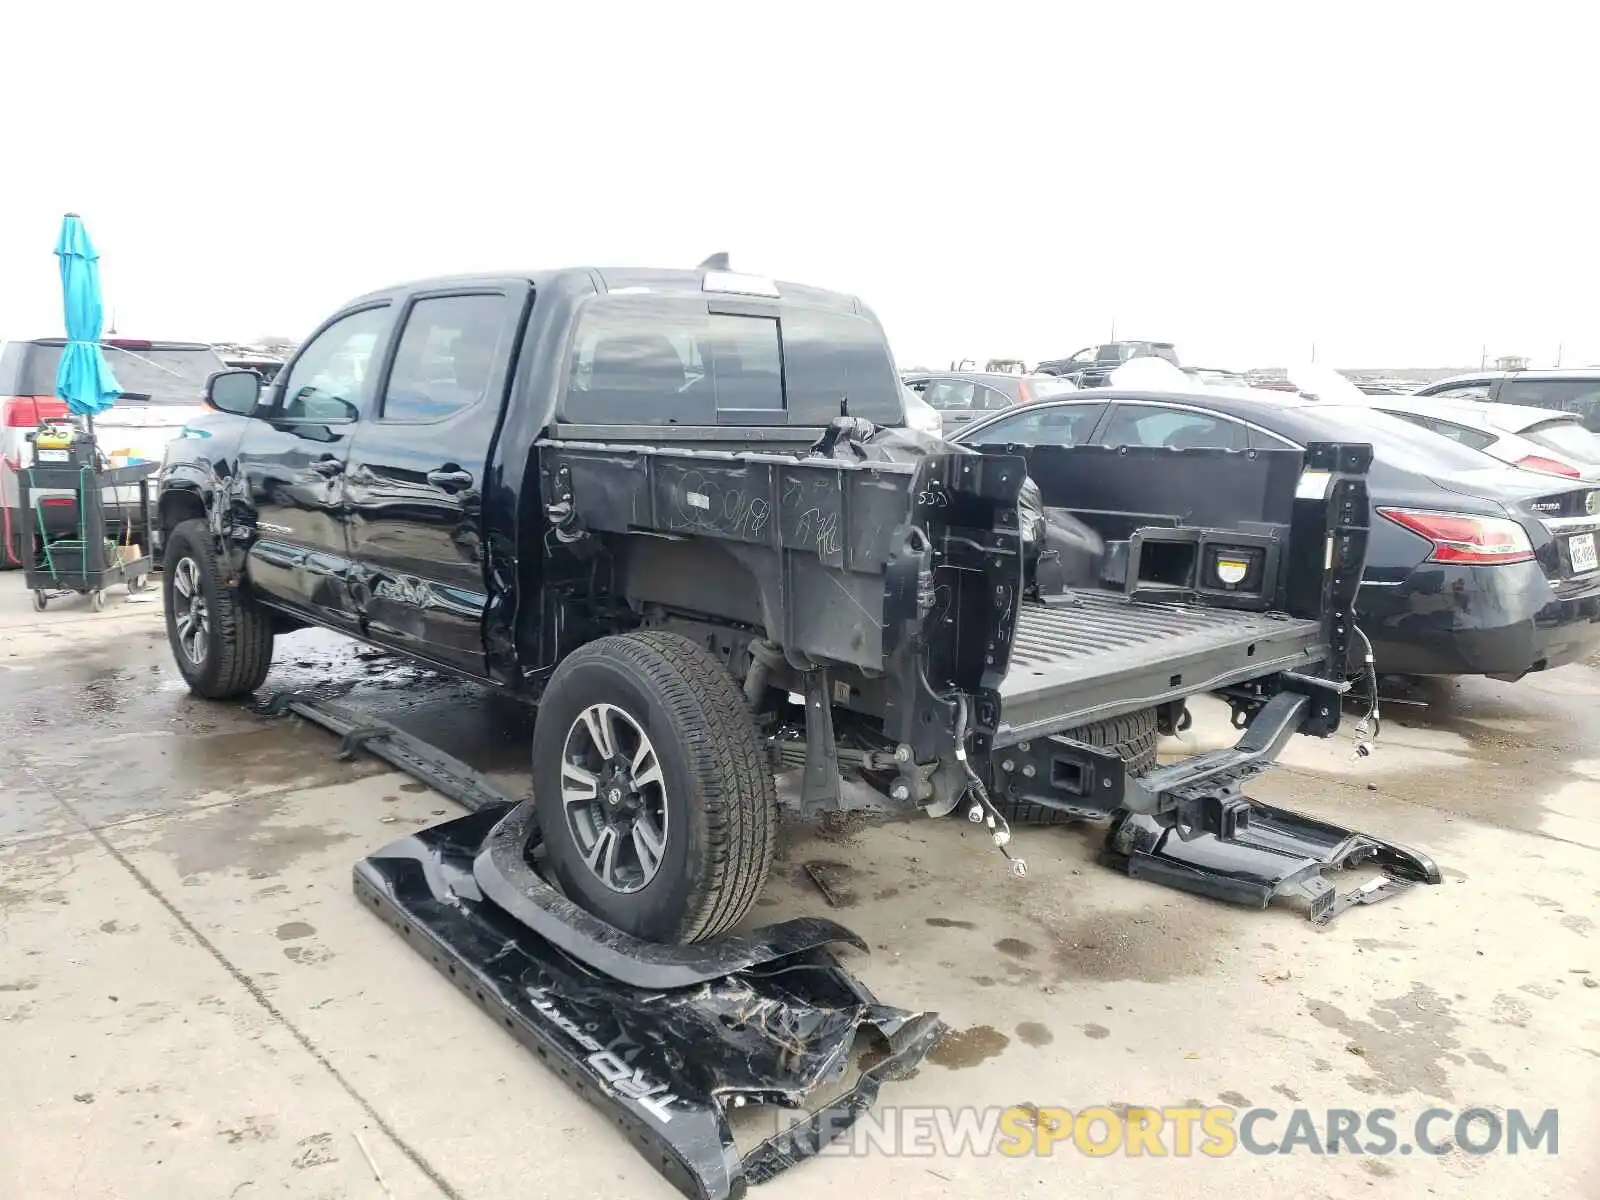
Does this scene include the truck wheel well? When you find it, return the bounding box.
[159,490,206,538]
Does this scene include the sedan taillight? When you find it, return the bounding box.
[1514,454,1581,478]
[1377,507,1535,565]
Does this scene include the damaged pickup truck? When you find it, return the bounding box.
[157,263,1438,944]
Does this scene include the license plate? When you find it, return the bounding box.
[1569,532,1597,574]
[36,448,67,462]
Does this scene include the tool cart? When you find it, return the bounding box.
[19,427,154,612]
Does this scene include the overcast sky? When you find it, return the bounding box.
[2,2,1594,370]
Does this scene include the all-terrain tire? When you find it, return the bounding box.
[163,519,275,699]
[532,631,778,944]
[997,707,1159,826]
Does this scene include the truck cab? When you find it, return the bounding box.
[1036,340,1180,387]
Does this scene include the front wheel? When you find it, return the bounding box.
[532,631,778,944]
[163,519,275,699]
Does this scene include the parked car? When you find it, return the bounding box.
[1275,364,1600,480]
[1414,369,1600,432]
[1184,366,1251,389]
[1,338,230,567]
[221,352,287,385]
[953,388,1600,680]
[1034,340,1180,386]
[899,384,943,437]
[901,370,1073,430]
[1360,397,1600,480]
[156,264,1370,941]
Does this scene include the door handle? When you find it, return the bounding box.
[426,468,474,492]
[311,458,343,477]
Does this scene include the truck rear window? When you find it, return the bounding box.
[5,343,225,405]
[569,301,783,415]
[563,296,903,426]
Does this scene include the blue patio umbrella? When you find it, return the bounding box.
[53,213,121,421]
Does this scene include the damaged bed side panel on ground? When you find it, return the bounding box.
[354,805,944,1200]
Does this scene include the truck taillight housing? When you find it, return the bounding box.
[1514,454,1580,478]
[1377,507,1535,565]
[2,396,70,427]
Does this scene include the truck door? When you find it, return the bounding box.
[237,304,394,629]
[341,286,526,675]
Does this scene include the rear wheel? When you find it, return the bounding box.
[163,519,275,699]
[533,631,777,944]
[997,707,1159,826]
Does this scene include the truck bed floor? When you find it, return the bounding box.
[996,591,1323,744]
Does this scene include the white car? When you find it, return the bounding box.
[1362,397,1600,480]
[1275,364,1600,480]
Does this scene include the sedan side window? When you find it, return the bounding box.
[925,380,978,411]
[382,294,510,422]
[975,385,1013,411]
[966,403,1105,446]
[277,306,391,423]
[1386,411,1496,451]
[1099,404,1247,450]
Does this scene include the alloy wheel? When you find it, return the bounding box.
[560,702,670,893]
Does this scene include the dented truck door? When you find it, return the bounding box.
[341,285,528,675]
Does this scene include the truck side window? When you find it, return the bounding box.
[277,305,390,423]
[382,294,509,422]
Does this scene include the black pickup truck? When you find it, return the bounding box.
[156,264,1424,944]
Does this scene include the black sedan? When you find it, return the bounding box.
[953,388,1600,680]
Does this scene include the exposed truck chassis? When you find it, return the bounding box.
[264,684,1438,1199]
[256,429,1446,1198]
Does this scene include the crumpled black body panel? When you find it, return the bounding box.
[1103,800,1443,924]
[473,799,868,988]
[354,807,944,1200]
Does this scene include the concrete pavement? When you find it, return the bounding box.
[1,575,1595,1198]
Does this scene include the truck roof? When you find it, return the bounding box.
[349,267,868,314]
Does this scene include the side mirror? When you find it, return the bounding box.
[205,369,262,416]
